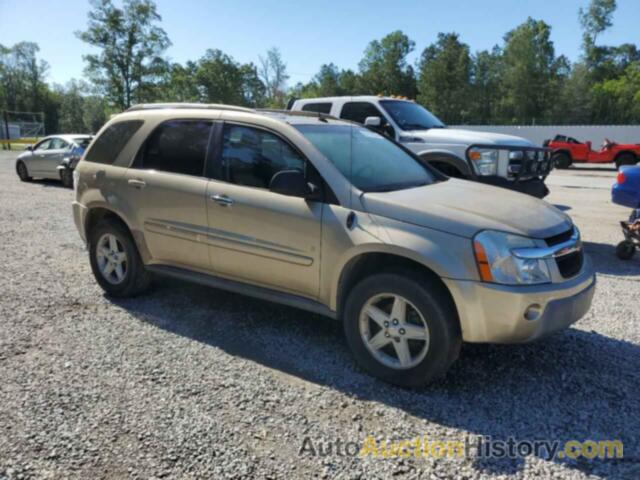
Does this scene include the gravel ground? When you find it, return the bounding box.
[0,151,638,479]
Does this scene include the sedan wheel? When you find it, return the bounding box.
[16,162,32,182]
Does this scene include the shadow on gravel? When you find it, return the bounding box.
[112,277,640,479]
[30,178,67,189]
[583,241,640,276]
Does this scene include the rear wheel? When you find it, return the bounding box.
[616,241,636,260]
[552,152,571,169]
[615,153,637,170]
[60,168,73,188]
[89,221,152,297]
[16,161,32,182]
[343,272,461,387]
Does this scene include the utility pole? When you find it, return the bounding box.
[2,110,10,151]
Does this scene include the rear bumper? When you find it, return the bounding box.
[72,201,88,244]
[443,256,596,343]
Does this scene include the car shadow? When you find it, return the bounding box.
[30,178,67,189]
[110,276,638,478]
[583,241,640,276]
[568,166,617,173]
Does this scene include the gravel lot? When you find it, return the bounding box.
[0,150,638,479]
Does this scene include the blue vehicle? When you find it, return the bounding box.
[612,165,640,259]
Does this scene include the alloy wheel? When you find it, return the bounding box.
[358,293,430,370]
[96,233,128,285]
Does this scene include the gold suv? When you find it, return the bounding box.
[73,104,595,386]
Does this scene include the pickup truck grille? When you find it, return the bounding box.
[507,149,552,179]
[545,228,584,279]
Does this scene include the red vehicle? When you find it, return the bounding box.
[545,134,640,169]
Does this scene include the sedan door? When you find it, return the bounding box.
[37,137,70,178]
[206,123,322,298]
[25,138,52,176]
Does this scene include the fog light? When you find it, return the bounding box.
[524,304,542,321]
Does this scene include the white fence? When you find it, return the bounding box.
[451,125,640,147]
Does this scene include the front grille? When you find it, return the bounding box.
[508,149,551,179]
[545,228,574,246]
[556,250,584,279]
[545,227,584,278]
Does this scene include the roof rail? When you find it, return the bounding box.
[125,103,255,113]
[257,108,337,120]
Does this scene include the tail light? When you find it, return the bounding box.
[617,171,626,185]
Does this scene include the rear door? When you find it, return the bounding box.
[124,119,213,270]
[205,122,322,298]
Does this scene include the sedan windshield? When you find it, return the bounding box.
[295,124,435,192]
[380,100,445,131]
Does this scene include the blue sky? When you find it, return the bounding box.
[1,0,638,86]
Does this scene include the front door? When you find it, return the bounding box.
[206,123,322,298]
[125,119,213,270]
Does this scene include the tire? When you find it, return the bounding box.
[60,168,73,188]
[615,153,637,170]
[16,161,32,182]
[616,241,636,260]
[343,272,461,387]
[89,220,152,297]
[552,152,571,169]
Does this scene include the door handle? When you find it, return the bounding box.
[128,178,146,189]
[210,194,234,206]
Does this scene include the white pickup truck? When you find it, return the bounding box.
[288,96,551,198]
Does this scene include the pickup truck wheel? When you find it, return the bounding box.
[60,168,73,188]
[16,161,32,182]
[552,152,571,169]
[344,272,461,387]
[615,153,637,170]
[89,221,152,297]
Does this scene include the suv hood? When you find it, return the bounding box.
[407,128,534,147]
[362,178,571,239]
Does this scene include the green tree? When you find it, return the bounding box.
[358,31,416,97]
[499,18,561,124]
[417,33,472,123]
[76,0,171,109]
[57,80,87,132]
[470,47,503,124]
[579,0,616,66]
[195,49,249,105]
[591,61,640,123]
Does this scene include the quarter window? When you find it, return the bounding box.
[141,120,212,176]
[302,103,332,114]
[221,125,305,189]
[85,120,144,165]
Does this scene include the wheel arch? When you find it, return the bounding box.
[614,150,638,162]
[552,149,573,160]
[334,250,459,324]
[417,149,471,177]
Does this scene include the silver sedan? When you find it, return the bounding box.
[16,134,92,184]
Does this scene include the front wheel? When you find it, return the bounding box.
[16,161,32,182]
[552,152,571,169]
[343,272,461,387]
[89,221,152,297]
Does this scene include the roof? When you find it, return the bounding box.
[292,95,414,104]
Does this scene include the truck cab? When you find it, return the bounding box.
[289,96,552,198]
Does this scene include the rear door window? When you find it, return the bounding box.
[85,120,144,165]
[139,120,213,177]
[302,103,332,114]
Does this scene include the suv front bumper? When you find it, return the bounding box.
[443,256,596,343]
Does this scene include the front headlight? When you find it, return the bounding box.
[473,230,551,285]
[469,148,498,176]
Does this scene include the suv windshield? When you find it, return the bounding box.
[380,100,445,131]
[295,123,435,192]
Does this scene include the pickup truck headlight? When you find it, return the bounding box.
[473,230,551,285]
[469,148,498,176]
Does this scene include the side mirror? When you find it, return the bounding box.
[586,141,592,150]
[26,145,33,151]
[364,116,382,128]
[269,170,314,198]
